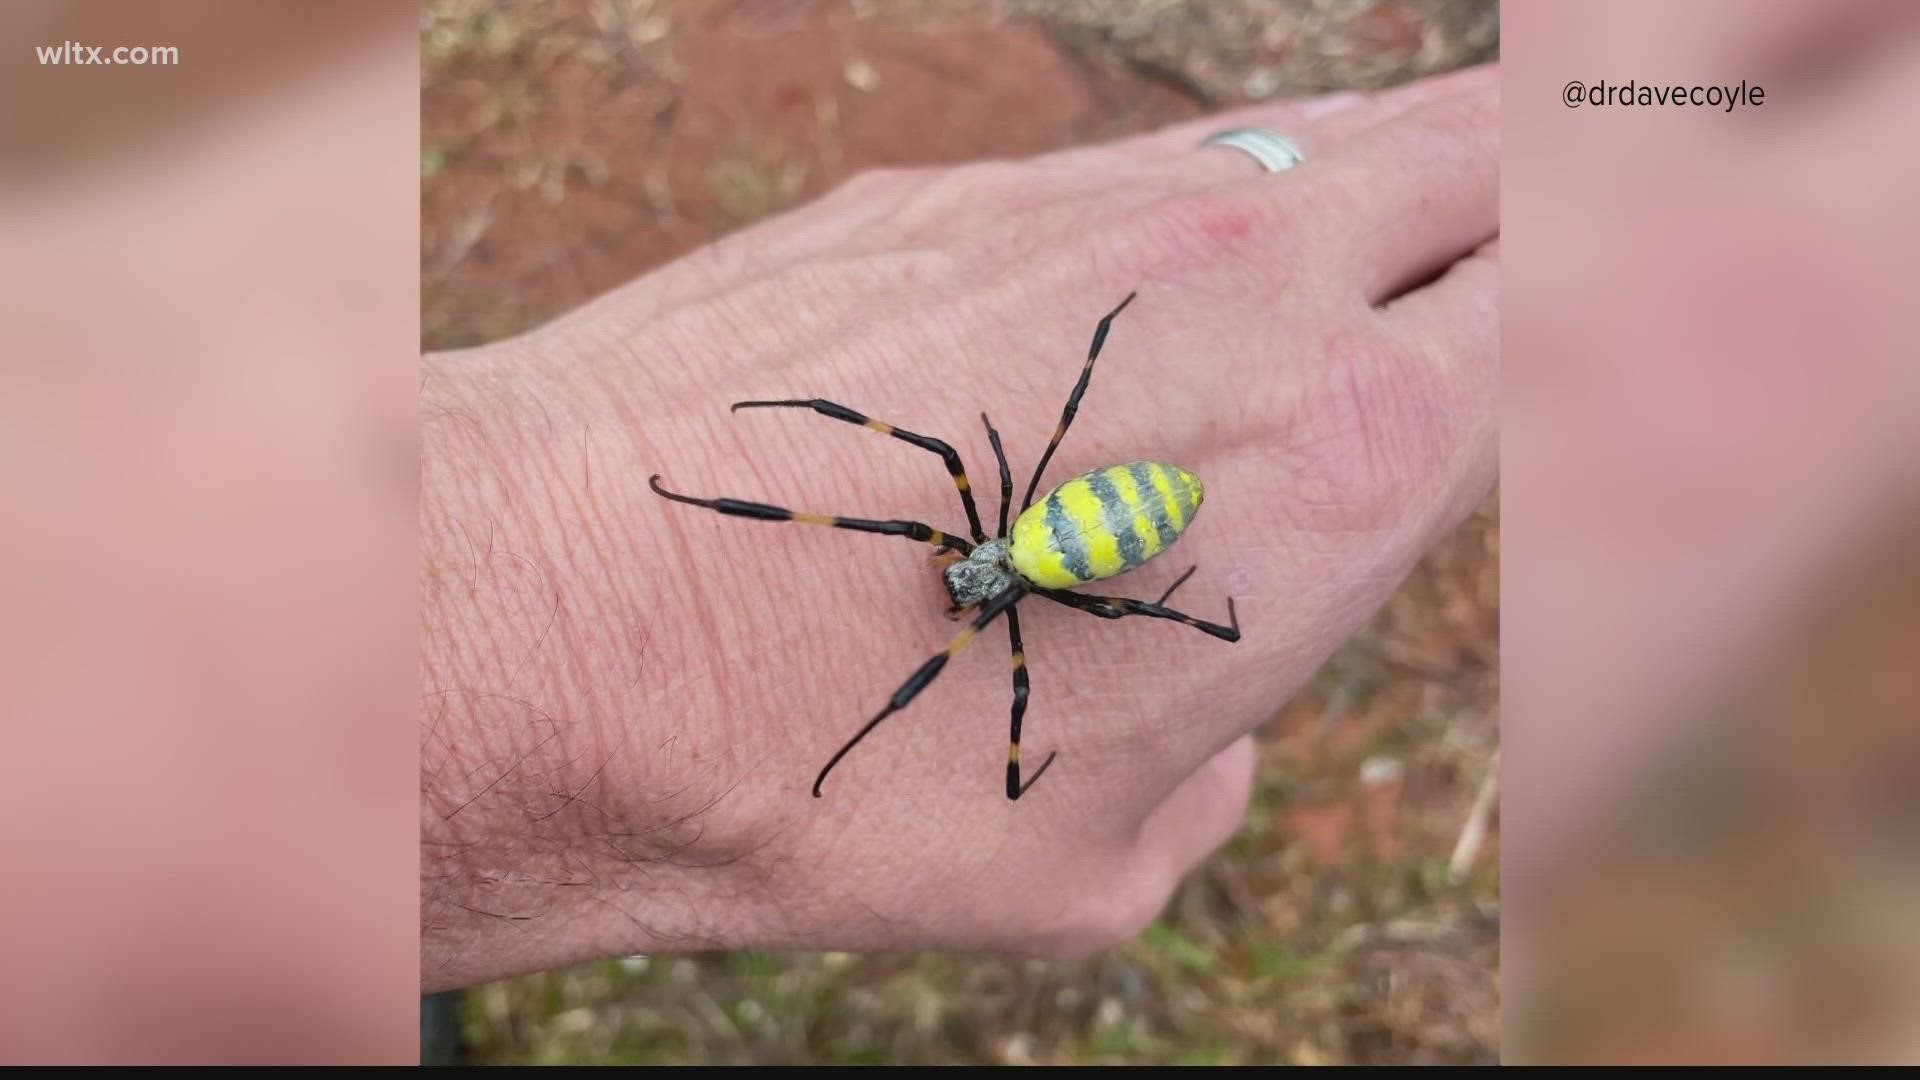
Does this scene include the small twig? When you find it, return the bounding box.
[1449,749,1499,884]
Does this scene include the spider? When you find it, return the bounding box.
[649,292,1241,801]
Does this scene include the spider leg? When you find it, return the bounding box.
[1018,291,1137,514]
[649,475,971,554]
[982,412,1014,539]
[732,398,987,543]
[1155,564,1199,606]
[813,585,1024,797]
[1036,584,1240,643]
[1003,605,1057,800]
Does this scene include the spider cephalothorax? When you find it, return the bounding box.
[649,292,1241,802]
[943,539,1014,613]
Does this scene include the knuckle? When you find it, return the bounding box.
[1279,324,1457,534]
[1099,188,1296,288]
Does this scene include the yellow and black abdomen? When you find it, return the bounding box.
[1008,461,1205,589]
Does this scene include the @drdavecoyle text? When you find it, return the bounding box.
[1563,79,1763,112]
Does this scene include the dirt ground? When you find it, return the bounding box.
[422,0,1500,1064]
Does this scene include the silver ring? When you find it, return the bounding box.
[1199,127,1305,173]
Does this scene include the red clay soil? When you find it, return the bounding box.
[421,0,1496,349]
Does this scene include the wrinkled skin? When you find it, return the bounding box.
[421,65,1498,991]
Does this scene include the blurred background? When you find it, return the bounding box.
[1503,0,1920,1063]
[421,0,1499,1065]
[2,0,420,1064]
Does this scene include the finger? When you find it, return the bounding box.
[1130,733,1257,886]
[1371,237,1500,532]
[1293,78,1500,304]
[1379,237,1500,363]
[1119,88,1365,166]
[1124,62,1499,176]
[980,66,1496,271]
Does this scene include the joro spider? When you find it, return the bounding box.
[649,292,1241,801]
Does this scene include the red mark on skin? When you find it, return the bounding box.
[1191,200,1259,247]
[1115,191,1284,285]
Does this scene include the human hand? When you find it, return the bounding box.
[421,64,1497,991]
